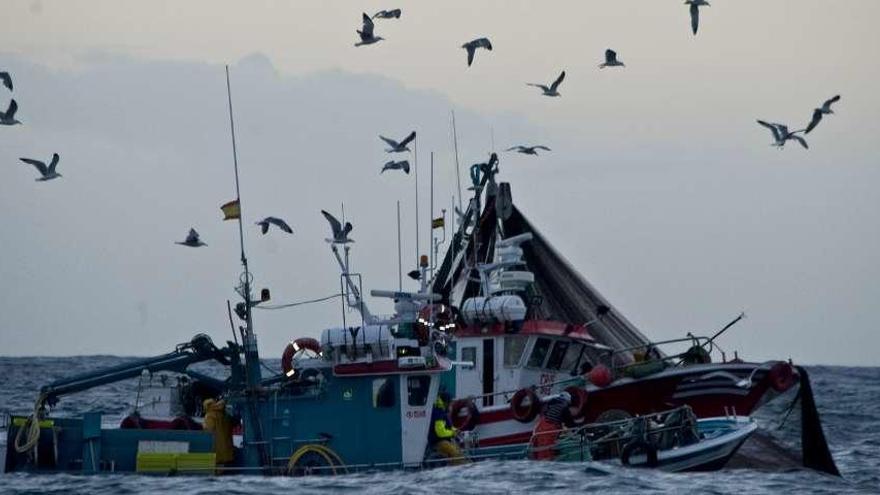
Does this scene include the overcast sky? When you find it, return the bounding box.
[0,1,878,366]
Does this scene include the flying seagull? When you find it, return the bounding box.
[805,95,841,134]
[757,120,808,149]
[379,131,416,153]
[355,13,384,46]
[256,216,293,235]
[176,228,207,247]
[0,71,11,91]
[0,99,21,126]
[462,38,492,67]
[685,0,710,35]
[381,159,410,174]
[373,9,401,19]
[321,210,354,244]
[19,153,61,181]
[505,145,551,155]
[599,49,625,68]
[528,71,566,97]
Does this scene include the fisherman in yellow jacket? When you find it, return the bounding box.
[428,391,465,464]
[203,398,235,465]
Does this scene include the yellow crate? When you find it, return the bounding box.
[11,417,54,428]
[136,452,216,475]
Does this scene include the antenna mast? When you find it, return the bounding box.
[451,110,463,214]
[225,64,267,469]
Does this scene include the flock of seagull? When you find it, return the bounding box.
[757,95,840,150]
[1,4,845,251]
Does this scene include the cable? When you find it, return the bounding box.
[256,293,343,310]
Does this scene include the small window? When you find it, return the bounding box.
[373,378,395,408]
[461,347,477,369]
[504,336,527,367]
[407,376,431,406]
[546,341,570,370]
[527,338,552,368]
[561,343,584,372]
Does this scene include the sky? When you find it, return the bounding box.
[0,1,878,366]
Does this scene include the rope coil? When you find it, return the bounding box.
[14,393,47,454]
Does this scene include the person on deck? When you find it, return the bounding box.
[531,391,576,460]
[428,391,465,464]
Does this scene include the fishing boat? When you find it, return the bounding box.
[417,164,836,476]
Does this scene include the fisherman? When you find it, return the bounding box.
[530,391,576,460]
[428,391,465,464]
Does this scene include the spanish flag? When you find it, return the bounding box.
[431,216,445,229]
[221,199,241,221]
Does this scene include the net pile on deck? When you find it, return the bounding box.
[432,183,653,354]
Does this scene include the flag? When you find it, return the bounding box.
[221,199,241,221]
[431,217,445,229]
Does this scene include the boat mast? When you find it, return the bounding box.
[224,65,261,388]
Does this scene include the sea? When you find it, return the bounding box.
[0,357,877,494]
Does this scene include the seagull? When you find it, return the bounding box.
[321,210,354,244]
[757,120,808,149]
[256,216,293,235]
[527,71,566,97]
[0,71,12,91]
[379,131,416,153]
[685,0,710,35]
[381,160,410,174]
[505,145,551,155]
[19,153,61,181]
[462,38,492,67]
[0,99,21,126]
[176,228,207,247]
[805,95,841,134]
[355,13,384,46]
[599,49,625,68]
[373,9,401,19]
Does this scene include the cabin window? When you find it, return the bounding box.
[406,375,431,406]
[561,343,584,373]
[460,346,477,369]
[526,338,552,368]
[503,336,527,367]
[545,341,570,370]
[373,378,395,408]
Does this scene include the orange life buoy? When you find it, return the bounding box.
[768,361,796,392]
[565,386,589,418]
[450,399,479,430]
[510,388,541,423]
[281,337,322,377]
[588,364,613,387]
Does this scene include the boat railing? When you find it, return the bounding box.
[598,334,731,374]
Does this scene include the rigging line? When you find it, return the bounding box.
[256,293,344,310]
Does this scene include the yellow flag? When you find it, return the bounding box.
[221,200,241,221]
[431,217,444,229]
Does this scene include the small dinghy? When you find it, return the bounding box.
[545,406,758,472]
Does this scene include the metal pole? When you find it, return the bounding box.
[397,200,402,290]
[414,135,419,265]
[451,110,463,214]
[430,151,434,278]
[225,66,248,273]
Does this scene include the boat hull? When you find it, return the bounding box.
[471,362,794,448]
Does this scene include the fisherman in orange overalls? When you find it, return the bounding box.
[531,391,576,460]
